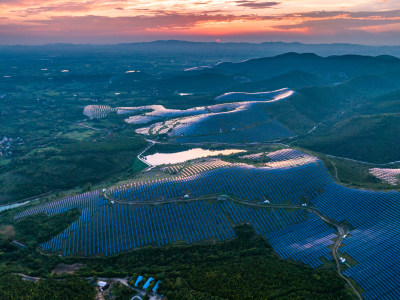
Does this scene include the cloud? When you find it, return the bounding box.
[13,12,258,34]
[236,1,280,9]
[268,10,400,34]
[287,9,400,19]
[1,1,400,45]
[20,4,92,15]
[275,18,400,31]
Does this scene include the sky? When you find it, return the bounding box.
[1,0,400,45]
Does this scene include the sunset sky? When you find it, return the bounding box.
[1,0,400,44]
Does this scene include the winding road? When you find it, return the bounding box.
[103,188,362,299]
[136,139,156,170]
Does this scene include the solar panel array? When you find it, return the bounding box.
[83,105,116,119]
[369,168,400,185]
[170,105,275,136]
[224,201,335,268]
[241,149,308,162]
[107,160,333,204]
[132,88,295,142]
[14,192,106,219]
[160,164,185,174]
[214,88,293,102]
[174,120,293,144]
[17,197,334,269]
[171,105,294,144]
[13,150,400,298]
[39,201,235,256]
[311,183,400,299]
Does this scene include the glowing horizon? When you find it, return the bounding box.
[1,0,400,45]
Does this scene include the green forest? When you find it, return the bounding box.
[0,275,96,300]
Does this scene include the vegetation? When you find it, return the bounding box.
[80,225,354,299]
[14,209,81,249]
[0,134,147,204]
[316,154,398,191]
[0,275,96,300]
[108,282,135,300]
[0,209,82,276]
[295,114,400,163]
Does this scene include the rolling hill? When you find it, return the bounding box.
[294,114,400,163]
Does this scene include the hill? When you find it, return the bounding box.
[183,53,400,81]
[294,114,400,163]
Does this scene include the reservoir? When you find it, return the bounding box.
[144,148,245,166]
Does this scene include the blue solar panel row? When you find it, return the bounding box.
[108,162,333,204]
[223,201,335,268]
[267,149,308,162]
[38,201,236,256]
[174,120,293,144]
[15,153,400,299]
[15,197,335,271]
[311,183,400,300]
[14,191,106,220]
[170,103,293,143]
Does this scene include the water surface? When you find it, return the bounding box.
[144,148,245,166]
[0,201,30,213]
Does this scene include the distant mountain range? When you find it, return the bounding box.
[3,40,400,58]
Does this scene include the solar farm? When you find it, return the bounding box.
[369,168,400,185]
[14,148,400,299]
[83,88,295,143]
[83,105,116,119]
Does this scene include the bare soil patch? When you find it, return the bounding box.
[52,263,83,275]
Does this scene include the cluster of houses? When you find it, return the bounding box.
[0,136,23,157]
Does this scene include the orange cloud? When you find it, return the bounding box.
[1,1,400,44]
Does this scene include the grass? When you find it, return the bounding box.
[62,129,96,141]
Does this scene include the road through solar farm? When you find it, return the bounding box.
[14,148,400,299]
